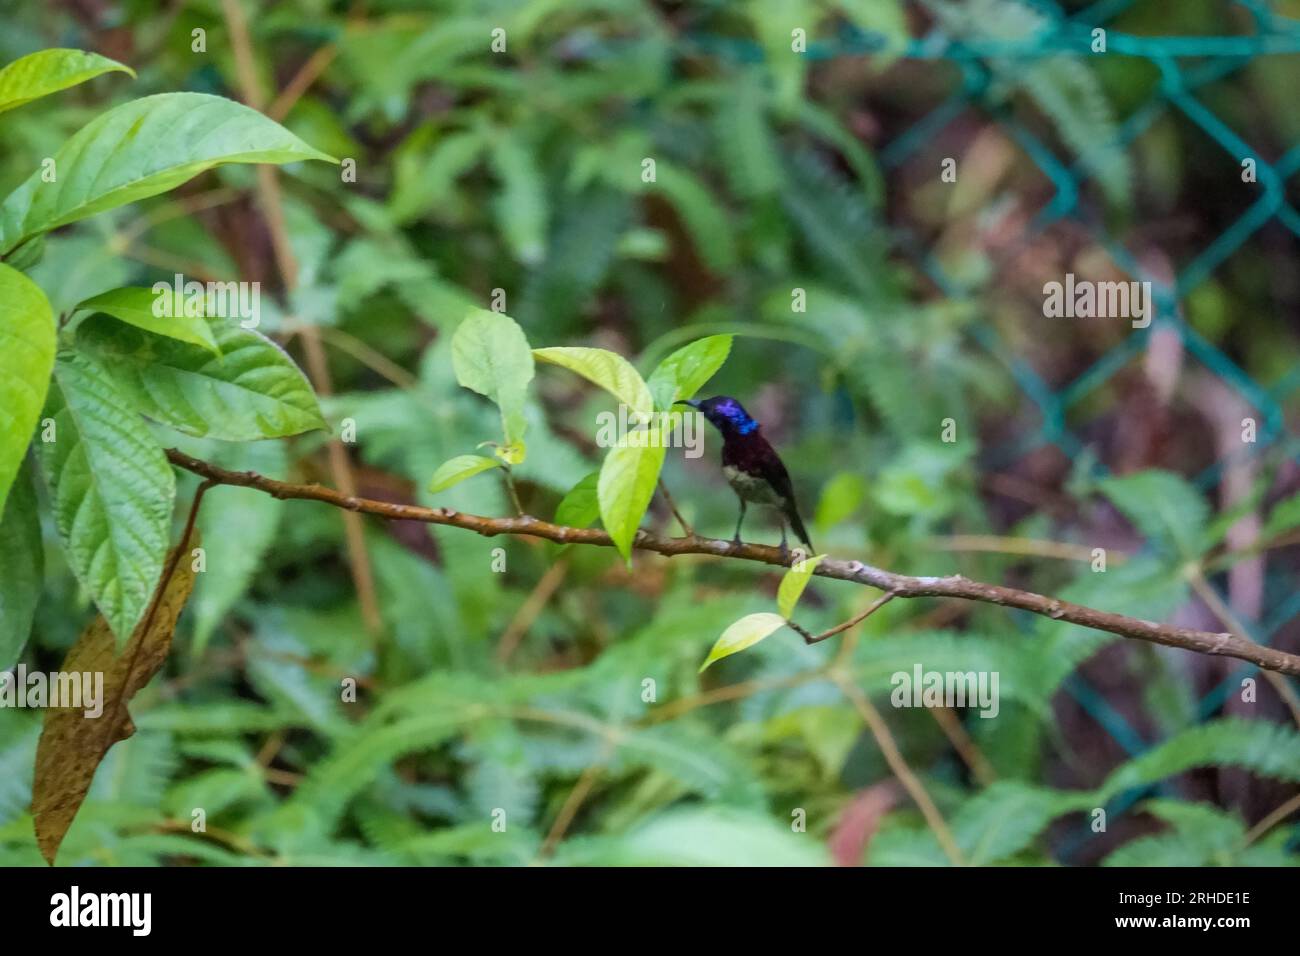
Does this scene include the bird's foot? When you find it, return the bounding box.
[777,540,791,563]
[731,535,744,551]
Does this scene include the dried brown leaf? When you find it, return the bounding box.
[32,535,199,864]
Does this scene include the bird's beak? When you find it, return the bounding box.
[674,399,701,409]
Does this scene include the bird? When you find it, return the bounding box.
[675,395,814,556]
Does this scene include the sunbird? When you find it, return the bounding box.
[676,396,814,555]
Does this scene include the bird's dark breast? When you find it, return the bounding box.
[721,437,784,505]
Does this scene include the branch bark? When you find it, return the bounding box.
[164,448,1300,678]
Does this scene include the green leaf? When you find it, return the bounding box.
[776,552,826,619]
[714,76,781,199]
[744,0,810,110]
[0,459,42,668]
[0,92,337,255]
[488,135,548,265]
[951,782,1086,865]
[1262,490,1300,541]
[74,314,326,440]
[1102,800,1247,867]
[74,286,220,355]
[0,263,56,516]
[834,0,911,59]
[814,471,868,529]
[1097,718,1300,800]
[388,127,484,224]
[534,346,653,418]
[653,161,737,272]
[429,454,502,493]
[1099,470,1208,561]
[699,612,787,672]
[617,725,766,806]
[554,808,830,866]
[597,435,665,562]
[555,471,600,528]
[0,49,134,116]
[646,334,733,409]
[34,352,175,644]
[452,310,535,453]
[866,782,1086,866]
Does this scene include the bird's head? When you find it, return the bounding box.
[675,395,759,436]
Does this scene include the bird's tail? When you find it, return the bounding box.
[785,503,814,553]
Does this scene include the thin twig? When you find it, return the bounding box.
[647,672,822,724]
[929,707,997,786]
[657,479,694,537]
[269,44,339,121]
[115,187,242,246]
[1187,569,1300,727]
[927,535,1129,564]
[1242,791,1300,847]
[497,557,570,663]
[536,744,614,862]
[501,466,526,517]
[833,673,966,866]
[317,326,419,389]
[120,245,222,282]
[162,448,1300,678]
[789,592,898,645]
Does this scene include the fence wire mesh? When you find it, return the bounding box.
[683,0,1300,859]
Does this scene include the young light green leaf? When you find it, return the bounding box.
[35,352,175,645]
[0,92,337,255]
[452,310,534,454]
[0,263,55,517]
[534,346,653,418]
[814,471,867,529]
[429,454,502,493]
[777,552,826,619]
[646,334,733,409]
[74,286,220,355]
[555,471,600,528]
[0,49,134,116]
[0,459,42,668]
[699,612,787,672]
[74,313,326,441]
[494,440,526,466]
[597,435,665,561]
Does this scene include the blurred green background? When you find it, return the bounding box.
[2,0,1300,866]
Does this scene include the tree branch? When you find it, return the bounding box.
[164,448,1300,678]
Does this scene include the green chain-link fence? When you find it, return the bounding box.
[685,0,1300,859]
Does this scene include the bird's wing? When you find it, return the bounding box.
[755,437,798,504]
[760,446,814,549]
